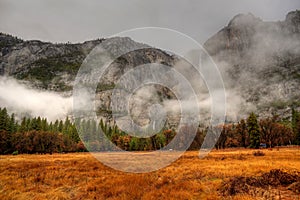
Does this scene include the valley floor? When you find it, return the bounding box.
[0,147,300,200]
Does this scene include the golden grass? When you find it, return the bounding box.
[0,147,299,200]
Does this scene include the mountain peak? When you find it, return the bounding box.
[204,10,300,118]
[286,10,300,22]
[285,10,300,33]
[0,33,23,49]
[228,13,262,27]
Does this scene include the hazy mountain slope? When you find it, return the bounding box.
[0,33,174,93]
[204,10,300,118]
[0,33,103,91]
[0,34,177,123]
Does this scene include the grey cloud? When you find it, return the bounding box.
[0,77,72,121]
[0,0,299,43]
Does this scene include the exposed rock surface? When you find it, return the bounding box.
[0,34,177,124]
[0,34,174,93]
[204,10,300,118]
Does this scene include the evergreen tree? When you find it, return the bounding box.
[48,122,54,132]
[107,126,113,140]
[90,119,97,141]
[99,118,105,132]
[0,108,9,131]
[154,132,166,149]
[41,118,48,131]
[19,117,27,132]
[8,113,17,133]
[297,119,300,145]
[58,120,63,132]
[53,120,59,132]
[291,108,300,144]
[62,117,70,135]
[30,117,42,131]
[36,117,42,131]
[129,137,139,151]
[247,112,260,148]
[26,118,31,131]
[69,124,80,142]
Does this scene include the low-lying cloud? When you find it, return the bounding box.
[0,76,72,121]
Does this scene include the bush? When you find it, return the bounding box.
[12,150,18,155]
[253,150,265,156]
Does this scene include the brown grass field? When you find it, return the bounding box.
[0,148,300,200]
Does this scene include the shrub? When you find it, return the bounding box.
[253,150,265,156]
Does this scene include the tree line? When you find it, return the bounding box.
[0,107,84,154]
[198,111,300,150]
[0,107,299,154]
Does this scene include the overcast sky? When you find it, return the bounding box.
[0,0,299,44]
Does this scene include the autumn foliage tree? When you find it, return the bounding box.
[259,116,278,148]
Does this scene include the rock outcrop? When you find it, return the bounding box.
[204,10,300,118]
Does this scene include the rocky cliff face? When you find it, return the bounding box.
[0,33,177,123]
[0,33,104,91]
[0,34,174,93]
[204,10,300,118]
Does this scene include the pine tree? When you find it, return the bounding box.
[129,137,139,151]
[99,118,104,132]
[53,120,59,132]
[48,122,54,132]
[90,119,97,141]
[154,132,166,149]
[19,117,27,132]
[30,117,42,131]
[62,117,70,135]
[6,113,13,133]
[36,117,42,131]
[291,108,300,144]
[58,120,63,132]
[26,118,31,131]
[69,124,80,142]
[0,108,9,131]
[41,118,48,131]
[297,119,300,145]
[247,112,260,148]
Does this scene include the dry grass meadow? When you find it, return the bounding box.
[0,148,300,200]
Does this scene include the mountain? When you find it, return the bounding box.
[0,33,177,124]
[204,10,300,118]
[0,34,173,92]
[0,10,300,120]
[0,33,102,91]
